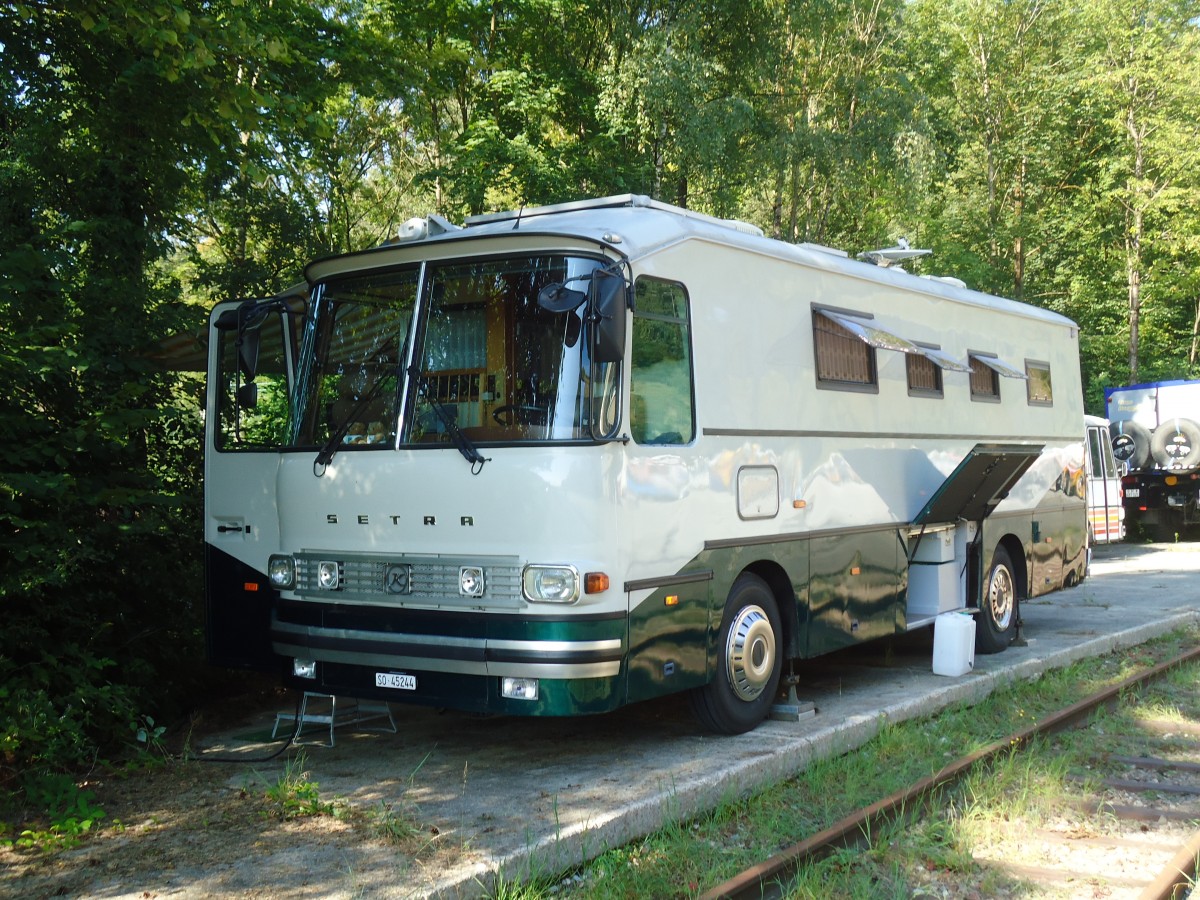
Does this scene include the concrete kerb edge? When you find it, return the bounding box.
[422,612,1200,899]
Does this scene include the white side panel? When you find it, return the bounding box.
[203,300,285,575]
[1158,382,1200,421]
[611,234,1084,602]
[205,452,284,572]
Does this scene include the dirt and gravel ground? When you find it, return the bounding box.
[1,681,463,899]
[3,542,1199,899]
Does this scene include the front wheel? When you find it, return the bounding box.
[976,546,1019,654]
[690,573,783,735]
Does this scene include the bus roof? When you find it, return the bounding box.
[307,194,1078,331]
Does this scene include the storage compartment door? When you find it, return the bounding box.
[912,443,1043,527]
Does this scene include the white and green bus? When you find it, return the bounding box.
[205,195,1087,734]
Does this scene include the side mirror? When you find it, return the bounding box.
[216,303,264,380]
[537,282,587,313]
[237,382,259,409]
[589,267,627,364]
[236,327,262,381]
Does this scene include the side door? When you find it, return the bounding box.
[204,294,304,669]
[1086,423,1124,543]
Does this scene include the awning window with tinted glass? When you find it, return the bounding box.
[915,345,971,372]
[969,352,1028,380]
[819,310,922,354]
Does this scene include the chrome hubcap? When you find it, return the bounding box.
[725,605,776,701]
[987,564,1015,630]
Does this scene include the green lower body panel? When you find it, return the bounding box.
[274,602,629,716]
[297,663,627,717]
[625,526,906,705]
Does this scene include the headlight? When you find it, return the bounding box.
[459,566,485,598]
[501,677,539,700]
[267,555,296,589]
[522,565,580,603]
[317,560,342,590]
[292,659,317,679]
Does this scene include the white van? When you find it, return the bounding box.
[1085,414,1124,543]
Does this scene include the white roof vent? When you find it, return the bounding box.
[920,274,967,289]
[393,214,462,243]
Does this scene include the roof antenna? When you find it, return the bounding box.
[512,206,524,230]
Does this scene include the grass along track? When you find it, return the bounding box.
[533,627,1200,900]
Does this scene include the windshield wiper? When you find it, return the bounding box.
[313,368,397,474]
[417,374,490,475]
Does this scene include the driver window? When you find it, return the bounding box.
[215,304,297,451]
[631,278,694,445]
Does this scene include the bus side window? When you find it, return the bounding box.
[216,311,292,450]
[630,278,694,445]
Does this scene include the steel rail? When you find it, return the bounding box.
[1139,825,1200,900]
[700,644,1200,900]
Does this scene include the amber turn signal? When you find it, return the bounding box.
[584,572,610,594]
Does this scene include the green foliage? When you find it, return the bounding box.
[372,798,422,843]
[131,715,167,755]
[261,752,339,819]
[0,0,328,812]
[2,0,1198,844]
[1,772,108,852]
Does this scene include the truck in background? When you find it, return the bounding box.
[1105,379,1200,541]
[1084,415,1124,545]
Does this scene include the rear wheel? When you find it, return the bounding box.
[690,573,783,735]
[977,546,1019,654]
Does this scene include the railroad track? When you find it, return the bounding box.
[701,646,1200,900]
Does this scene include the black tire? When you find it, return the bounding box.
[1110,420,1151,470]
[976,546,1019,654]
[690,573,783,735]
[1150,418,1200,468]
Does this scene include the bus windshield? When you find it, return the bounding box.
[291,254,621,452]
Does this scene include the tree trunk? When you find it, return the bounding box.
[1126,204,1143,382]
[1126,91,1146,384]
[1012,157,1026,301]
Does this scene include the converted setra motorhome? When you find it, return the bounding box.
[206,195,1087,734]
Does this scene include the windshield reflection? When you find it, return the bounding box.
[291,254,620,452]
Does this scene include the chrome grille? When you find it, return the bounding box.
[294,552,524,608]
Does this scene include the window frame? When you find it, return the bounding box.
[213,297,304,452]
[967,350,1028,402]
[630,276,697,446]
[812,306,880,394]
[905,346,945,398]
[1025,359,1053,407]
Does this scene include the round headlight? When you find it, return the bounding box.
[522,565,580,603]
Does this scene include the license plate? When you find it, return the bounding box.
[375,672,416,691]
[1125,488,1140,498]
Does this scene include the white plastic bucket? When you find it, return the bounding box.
[932,613,975,677]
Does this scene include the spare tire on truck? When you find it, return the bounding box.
[1110,419,1152,469]
[1150,418,1200,468]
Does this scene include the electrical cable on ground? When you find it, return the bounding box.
[184,690,304,764]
